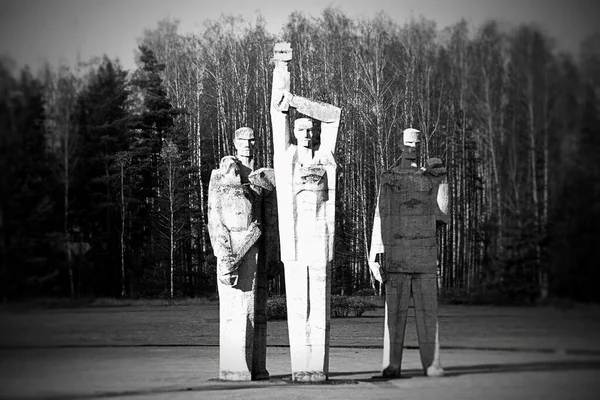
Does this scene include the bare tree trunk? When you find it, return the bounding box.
[527,72,541,299]
[63,113,74,298]
[194,67,208,280]
[170,201,174,300]
[120,161,126,297]
[483,67,503,251]
[540,130,549,299]
[539,68,551,300]
[169,159,175,300]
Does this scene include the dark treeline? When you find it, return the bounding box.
[1,8,599,303]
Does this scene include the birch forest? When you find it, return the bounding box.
[2,8,599,303]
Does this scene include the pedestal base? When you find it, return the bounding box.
[292,371,327,382]
[220,370,252,381]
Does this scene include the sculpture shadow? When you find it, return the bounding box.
[218,359,600,384]
[347,359,600,382]
[266,359,600,383]
[13,360,600,400]
[439,359,600,378]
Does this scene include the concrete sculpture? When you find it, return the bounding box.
[207,127,277,381]
[270,42,341,382]
[369,128,449,378]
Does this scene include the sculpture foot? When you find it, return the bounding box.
[220,370,252,381]
[252,370,270,381]
[292,371,327,382]
[381,366,401,378]
[426,364,444,377]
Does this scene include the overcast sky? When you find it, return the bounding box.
[1,0,599,72]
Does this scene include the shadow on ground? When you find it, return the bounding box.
[6,359,600,400]
[270,359,600,381]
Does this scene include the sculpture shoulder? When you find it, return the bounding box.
[381,167,418,183]
[249,167,276,192]
[210,156,241,185]
[208,169,222,189]
[280,145,297,163]
[313,148,336,167]
[382,166,404,176]
[382,167,439,193]
[423,158,447,178]
[209,167,233,190]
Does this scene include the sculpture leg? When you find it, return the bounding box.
[382,273,411,378]
[284,261,309,378]
[284,261,329,382]
[412,273,444,377]
[304,261,330,381]
[218,247,258,381]
[252,252,269,380]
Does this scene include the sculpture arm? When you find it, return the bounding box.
[208,169,248,285]
[230,221,262,267]
[207,173,234,261]
[436,176,450,224]
[270,43,292,163]
[208,219,235,262]
[209,206,261,285]
[424,158,449,224]
[207,192,237,285]
[368,188,386,283]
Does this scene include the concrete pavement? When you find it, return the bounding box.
[1,303,600,399]
[1,345,600,399]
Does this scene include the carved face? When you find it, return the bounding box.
[234,128,255,158]
[294,118,314,149]
[403,129,420,161]
[403,144,418,160]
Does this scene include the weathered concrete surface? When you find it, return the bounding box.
[1,346,599,400]
[1,304,600,399]
[2,304,600,351]
[207,155,260,381]
[369,127,451,378]
[207,135,279,380]
[270,42,342,382]
[370,165,449,377]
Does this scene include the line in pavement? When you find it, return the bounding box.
[1,343,599,355]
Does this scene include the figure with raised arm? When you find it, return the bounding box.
[270,42,341,382]
[369,128,449,378]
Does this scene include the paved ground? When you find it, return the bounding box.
[1,303,599,399]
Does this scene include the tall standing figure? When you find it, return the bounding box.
[207,127,277,381]
[270,42,341,382]
[369,128,449,378]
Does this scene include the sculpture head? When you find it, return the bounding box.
[234,127,255,159]
[219,156,241,184]
[402,128,421,161]
[294,118,316,149]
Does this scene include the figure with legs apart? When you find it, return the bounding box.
[369,128,449,378]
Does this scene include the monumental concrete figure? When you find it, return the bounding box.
[207,127,276,381]
[270,42,341,382]
[369,128,449,378]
